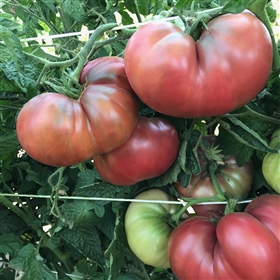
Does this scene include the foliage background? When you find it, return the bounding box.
[0,0,279,279]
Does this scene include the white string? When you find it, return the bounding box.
[0,193,253,205]
[19,16,181,42]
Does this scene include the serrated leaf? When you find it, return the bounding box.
[0,233,23,257]
[60,226,103,265]
[61,0,86,22]
[0,61,38,98]
[75,169,102,188]
[10,244,56,280]
[150,160,182,187]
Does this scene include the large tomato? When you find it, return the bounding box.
[262,128,280,194]
[93,116,180,186]
[168,194,280,279]
[125,189,181,268]
[124,12,272,118]
[16,57,139,167]
[174,135,254,217]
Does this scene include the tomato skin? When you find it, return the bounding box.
[93,116,180,185]
[79,56,133,92]
[262,129,280,194]
[16,57,139,167]
[168,194,280,280]
[174,136,254,217]
[125,189,181,268]
[124,12,272,118]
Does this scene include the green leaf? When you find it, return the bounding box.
[218,128,254,166]
[222,0,257,13]
[0,210,26,234]
[0,131,19,159]
[150,160,181,187]
[0,25,24,71]
[0,233,23,257]
[219,118,276,153]
[10,244,56,280]
[61,0,87,22]
[75,169,102,188]
[175,0,193,9]
[60,225,103,265]
[0,61,38,98]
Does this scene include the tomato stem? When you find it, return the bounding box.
[249,1,280,71]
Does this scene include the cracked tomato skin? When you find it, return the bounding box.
[16,57,139,167]
[124,12,272,118]
[168,194,280,280]
[93,116,180,186]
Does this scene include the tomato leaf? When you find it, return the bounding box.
[222,0,257,13]
[217,128,254,166]
[219,118,276,153]
[10,244,57,280]
[0,233,23,257]
[60,225,103,265]
[0,131,19,158]
[150,160,182,187]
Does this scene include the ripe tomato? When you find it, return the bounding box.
[125,189,181,268]
[79,56,133,92]
[262,128,280,194]
[16,57,139,167]
[93,116,180,186]
[124,12,272,118]
[174,135,254,217]
[168,194,280,279]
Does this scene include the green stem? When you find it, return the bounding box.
[208,162,226,199]
[48,167,66,221]
[249,0,280,70]
[132,1,142,23]
[0,193,31,224]
[171,195,226,223]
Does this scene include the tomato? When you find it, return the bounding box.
[79,56,133,92]
[93,116,180,186]
[262,128,280,194]
[16,57,139,167]
[168,194,280,279]
[124,12,272,118]
[125,189,181,268]
[174,135,254,217]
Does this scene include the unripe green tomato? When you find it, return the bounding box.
[124,189,181,268]
[262,129,280,194]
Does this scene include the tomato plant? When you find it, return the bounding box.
[125,189,181,268]
[1,0,280,279]
[262,128,280,194]
[16,57,139,167]
[174,135,254,217]
[124,11,273,118]
[168,194,280,280]
[93,116,180,186]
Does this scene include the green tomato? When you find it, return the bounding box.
[262,129,280,194]
[124,189,181,268]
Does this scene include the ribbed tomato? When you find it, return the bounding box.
[16,57,139,166]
